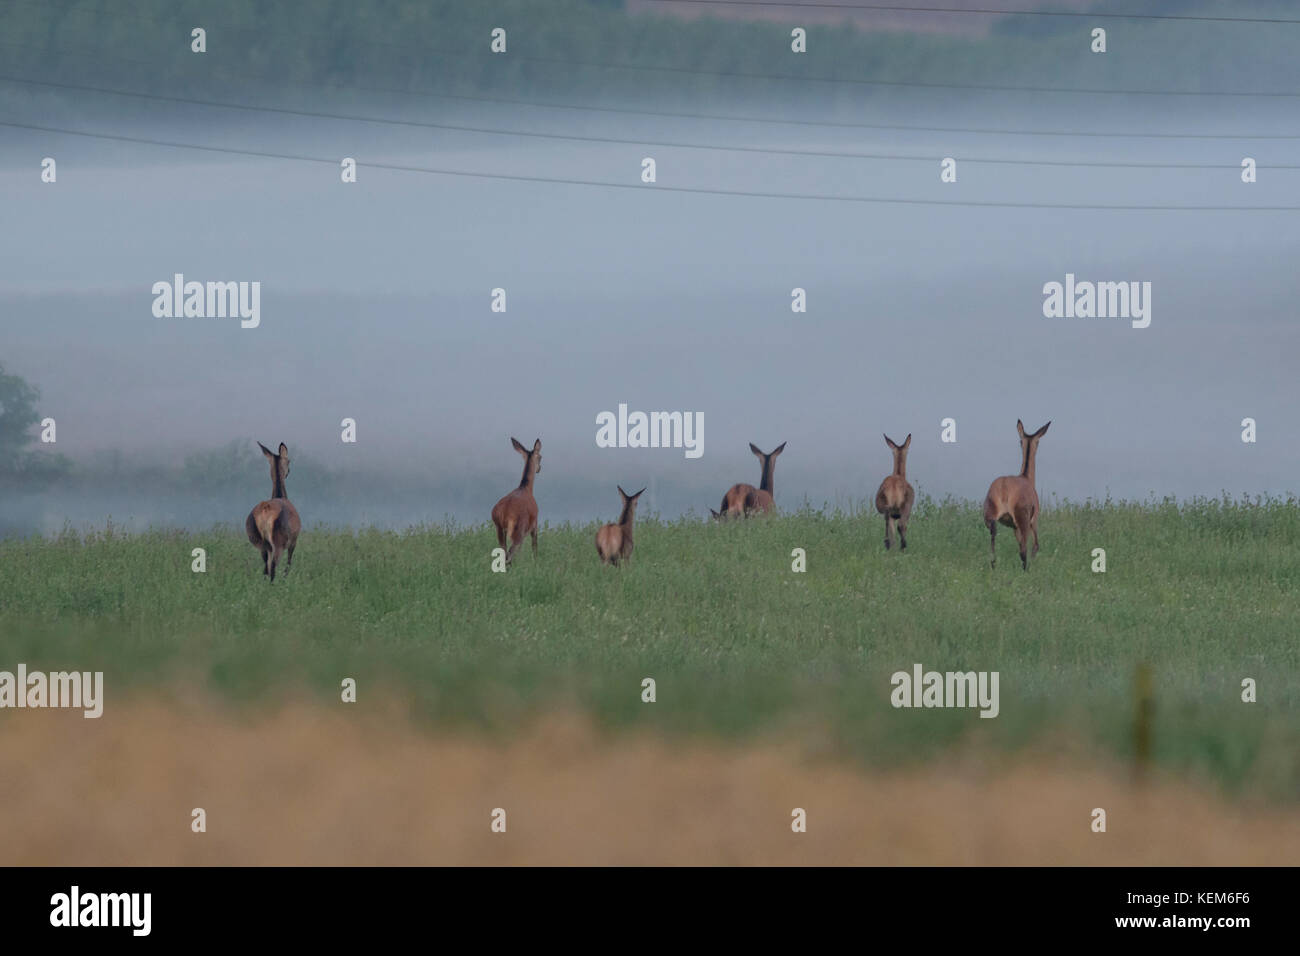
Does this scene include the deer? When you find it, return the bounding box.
[983,420,1051,571]
[491,437,542,565]
[595,485,645,566]
[875,433,915,551]
[245,441,301,583]
[720,442,786,517]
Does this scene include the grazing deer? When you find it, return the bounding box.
[983,420,1051,571]
[245,441,301,583]
[595,485,645,566]
[875,433,915,551]
[491,437,542,565]
[720,441,787,517]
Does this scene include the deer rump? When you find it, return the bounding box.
[491,489,538,547]
[720,483,757,517]
[594,523,628,563]
[875,475,910,519]
[245,499,300,552]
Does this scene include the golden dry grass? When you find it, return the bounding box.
[1,693,1296,866]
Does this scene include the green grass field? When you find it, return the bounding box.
[2,496,1297,799]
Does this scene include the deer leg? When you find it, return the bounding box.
[884,515,894,551]
[531,526,538,557]
[1012,506,1032,571]
[495,524,507,549]
[261,543,271,576]
[505,531,522,564]
[1031,512,1040,556]
[986,518,997,568]
[285,542,296,572]
[899,489,914,552]
[269,542,283,582]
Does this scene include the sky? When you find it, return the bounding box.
[2,15,1298,531]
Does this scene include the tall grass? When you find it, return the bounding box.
[1,497,1297,797]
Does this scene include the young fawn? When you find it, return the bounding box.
[491,437,542,565]
[875,433,915,551]
[595,485,645,566]
[720,441,786,517]
[983,420,1051,570]
[245,441,300,583]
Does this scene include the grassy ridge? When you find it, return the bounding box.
[1,497,1297,797]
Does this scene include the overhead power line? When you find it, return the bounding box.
[4,39,1299,140]
[3,119,1297,211]
[5,73,1296,169]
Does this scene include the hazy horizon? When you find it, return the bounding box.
[3,2,1298,532]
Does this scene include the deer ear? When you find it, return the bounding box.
[617,485,627,498]
[1035,421,1051,438]
[749,442,763,457]
[533,438,541,452]
[633,487,646,499]
[903,433,912,448]
[1016,419,1026,438]
[511,437,528,455]
[278,443,289,460]
[883,433,896,449]
[257,441,275,460]
[771,442,786,456]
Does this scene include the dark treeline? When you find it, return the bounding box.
[1,0,1297,120]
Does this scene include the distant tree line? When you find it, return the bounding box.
[1,0,1296,116]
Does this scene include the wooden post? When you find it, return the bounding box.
[1134,662,1153,783]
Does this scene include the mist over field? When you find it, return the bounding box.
[2,0,1298,534]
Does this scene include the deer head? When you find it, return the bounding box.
[511,437,542,485]
[257,441,290,497]
[883,433,911,477]
[1015,420,1051,480]
[749,441,786,492]
[617,485,646,525]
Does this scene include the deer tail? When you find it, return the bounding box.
[255,506,278,546]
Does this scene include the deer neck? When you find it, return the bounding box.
[519,457,535,491]
[618,503,636,529]
[892,450,907,478]
[271,467,286,500]
[1020,442,1037,484]
[759,458,775,494]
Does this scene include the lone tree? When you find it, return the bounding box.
[0,364,42,474]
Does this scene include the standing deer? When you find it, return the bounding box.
[491,437,542,565]
[245,441,301,583]
[875,433,915,551]
[983,419,1051,571]
[720,441,786,517]
[595,485,645,566]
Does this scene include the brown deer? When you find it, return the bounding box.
[595,485,645,565]
[720,441,786,517]
[491,437,542,564]
[245,441,301,583]
[875,433,915,551]
[983,420,1051,571]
